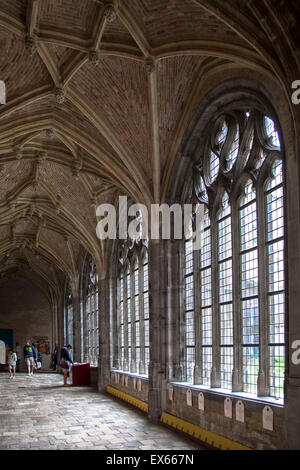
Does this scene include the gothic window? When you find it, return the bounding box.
[117,240,149,375]
[81,254,99,366]
[186,110,285,401]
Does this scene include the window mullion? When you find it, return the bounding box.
[130,267,136,373]
[139,261,145,374]
[123,273,129,371]
[257,184,270,396]
[232,199,243,392]
[118,275,124,369]
[193,245,202,384]
[211,215,221,388]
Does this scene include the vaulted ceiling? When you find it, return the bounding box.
[0,0,298,304]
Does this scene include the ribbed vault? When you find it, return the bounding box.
[0,0,298,298]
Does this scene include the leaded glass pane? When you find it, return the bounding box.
[243,346,259,394]
[242,298,259,344]
[220,347,233,390]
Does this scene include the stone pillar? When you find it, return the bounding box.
[283,129,300,449]
[98,276,111,392]
[56,292,64,368]
[167,238,184,382]
[148,239,168,424]
[51,294,59,352]
[57,292,64,348]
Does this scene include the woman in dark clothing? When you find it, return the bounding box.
[52,343,58,371]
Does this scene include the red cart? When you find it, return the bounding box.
[70,362,90,386]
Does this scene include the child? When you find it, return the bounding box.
[8,348,17,379]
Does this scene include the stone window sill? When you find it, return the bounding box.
[170,381,284,407]
[111,369,149,381]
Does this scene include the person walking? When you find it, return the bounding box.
[52,343,59,371]
[8,348,17,379]
[15,342,21,371]
[59,344,73,386]
[32,343,39,371]
[37,349,42,370]
[24,340,37,376]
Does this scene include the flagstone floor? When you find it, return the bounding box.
[0,372,204,450]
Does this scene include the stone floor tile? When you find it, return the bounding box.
[0,372,204,451]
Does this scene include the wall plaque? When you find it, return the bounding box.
[236,400,245,423]
[186,389,193,407]
[198,392,204,411]
[168,385,174,401]
[224,397,232,419]
[263,406,273,431]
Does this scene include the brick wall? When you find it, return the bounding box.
[0,278,53,370]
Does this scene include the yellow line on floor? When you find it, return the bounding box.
[106,386,251,450]
[106,385,148,413]
[160,412,252,450]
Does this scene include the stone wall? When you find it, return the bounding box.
[109,371,149,403]
[165,384,284,450]
[90,366,98,388]
[105,371,283,449]
[0,278,53,370]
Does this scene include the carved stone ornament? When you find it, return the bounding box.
[54,87,66,105]
[37,151,47,167]
[72,159,82,180]
[91,196,97,208]
[32,180,39,191]
[145,58,155,74]
[16,149,23,160]
[89,51,100,66]
[25,37,36,56]
[46,129,55,139]
[104,3,117,22]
